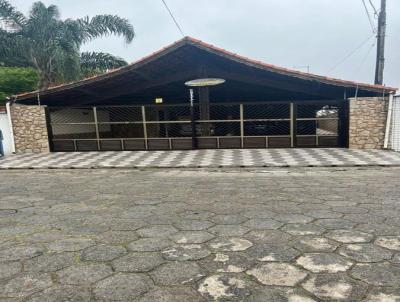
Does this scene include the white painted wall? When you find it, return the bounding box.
[0,112,13,156]
[390,96,400,152]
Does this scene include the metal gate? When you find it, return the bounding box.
[47,101,344,151]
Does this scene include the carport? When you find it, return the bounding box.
[13,37,395,152]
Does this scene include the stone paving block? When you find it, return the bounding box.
[211,214,248,224]
[274,214,314,224]
[325,229,374,243]
[281,223,325,236]
[301,274,368,301]
[294,236,338,252]
[150,262,205,285]
[208,225,249,237]
[23,231,68,243]
[243,218,283,230]
[350,263,400,286]
[306,209,343,219]
[199,252,255,273]
[0,262,22,280]
[296,253,353,273]
[338,243,393,262]
[95,230,139,245]
[374,236,400,251]
[138,286,205,302]
[197,274,253,301]
[81,244,126,262]
[246,244,300,262]
[245,230,293,244]
[127,238,173,252]
[169,231,215,244]
[249,287,317,302]
[364,287,400,302]
[162,244,211,261]
[314,218,357,229]
[25,285,91,302]
[47,238,95,252]
[112,252,164,272]
[179,210,215,220]
[173,219,215,231]
[24,252,78,273]
[247,263,308,286]
[0,273,53,298]
[56,263,113,285]
[93,273,153,301]
[137,225,178,238]
[208,237,253,252]
[0,245,45,261]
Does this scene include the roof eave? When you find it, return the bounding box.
[15,36,397,101]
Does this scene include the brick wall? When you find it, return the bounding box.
[10,104,50,153]
[349,97,388,149]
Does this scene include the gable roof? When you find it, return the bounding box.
[15,36,397,102]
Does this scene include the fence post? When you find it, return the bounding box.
[240,104,244,148]
[290,103,296,148]
[141,106,148,150]
[93,107,100,151]
[44,106,54,152]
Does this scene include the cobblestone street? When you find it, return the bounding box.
[1,167,400,301]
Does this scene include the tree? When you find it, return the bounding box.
[80,52,127,78]
[0,67,38,105]
[0,1,134,90]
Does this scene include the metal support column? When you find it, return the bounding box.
[93,107,101,151]
[141,106,148,150]
[240,104,244,148]
[290,103,296,148]
[189,89,197,149]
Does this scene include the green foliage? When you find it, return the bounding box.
[0,0,134,90]
[80,52,127,78]
[0,67,38,104]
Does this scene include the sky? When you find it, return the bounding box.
[10,0,400,88]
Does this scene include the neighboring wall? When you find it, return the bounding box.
[389,96,400,151]
[349,97,388,149]
[0,109,13,155]
[10,104,49,153]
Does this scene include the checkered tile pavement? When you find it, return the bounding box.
[1,149,400,169]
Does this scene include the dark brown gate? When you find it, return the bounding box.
[47,101,345,151]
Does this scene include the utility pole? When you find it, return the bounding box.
[374,0,386,85]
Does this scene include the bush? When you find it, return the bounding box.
[0,67,38,105]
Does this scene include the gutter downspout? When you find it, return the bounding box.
[383,93,394,149]
[5,100,16,153]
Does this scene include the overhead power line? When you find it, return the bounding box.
[368,0,379,15]
[160,0,185,37]
[353,40,376,78]
[327,34,375,73]
[361,0,377,33]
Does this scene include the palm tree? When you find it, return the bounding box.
[80,52,127,78]
[0,1,134,90]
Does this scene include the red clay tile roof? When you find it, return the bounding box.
[15,36,397,100]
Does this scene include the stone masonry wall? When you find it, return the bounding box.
[349,97,388,149]
[10,104,50,153]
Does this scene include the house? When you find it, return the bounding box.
[7,37,397,153]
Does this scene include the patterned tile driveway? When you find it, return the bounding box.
[1,148,400,169]
[1,167,400,301]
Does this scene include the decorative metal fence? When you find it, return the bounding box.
[48,101,342,151]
